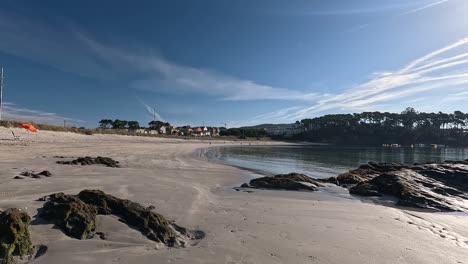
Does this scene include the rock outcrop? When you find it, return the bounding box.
[57,156,120,168]
[0,209,33,264]
[77,190,179,245]
[39,190,199,247]
[332,160,468,211]
[40,193,97,240]
[15,170,52,179]
[241,173,324,191]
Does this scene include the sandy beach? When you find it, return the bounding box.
[1,127,467,264]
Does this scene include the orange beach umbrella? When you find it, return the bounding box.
[19,123,39,133]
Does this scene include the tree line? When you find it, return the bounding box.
[290,108,468,146]
[99,119,170,130]
[220,128,268,138]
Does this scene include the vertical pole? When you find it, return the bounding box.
[0,67,3,121]
[153,106,156,129]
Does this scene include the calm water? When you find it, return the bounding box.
[207,145,468,179]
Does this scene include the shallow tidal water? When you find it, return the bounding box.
[207,144,468,179]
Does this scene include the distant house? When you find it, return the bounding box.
[178,126,193,136]
[192,126,211,137]
[132,128,158,135]
[159,126,167,135]
[170,126,179,135]
[211,127,220,137]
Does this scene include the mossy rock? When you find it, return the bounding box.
[0,208,33,264]
[56,156,119,168]
[78,190,178,245]
[39,190,183,247]
[40,193,97,239]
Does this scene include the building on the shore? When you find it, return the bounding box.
[193,126,211,137]
[159,126,167,134]
[211,127,220,136]
[131,128,158,135]
[179,126,191,136]
[134,129,147,134]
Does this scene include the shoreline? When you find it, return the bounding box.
[1,127,467,264]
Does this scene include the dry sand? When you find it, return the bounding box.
[0,127,467,264]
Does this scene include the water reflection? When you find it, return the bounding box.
[208,145,468,179]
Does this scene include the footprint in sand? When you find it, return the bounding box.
[279,231,292,240]
[0,191,16,197]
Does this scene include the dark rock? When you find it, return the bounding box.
[349,182,382,197]
[36,171,52,177]
[36,196,48,202]
[318,176,338,185]
[57,156,120,168]
[241,173,323,191]
[341,161,468,212]
[13,176,24,180]
[19,171,33,177]
[333,169,377,185]
[18,170,52,179]
[0,208,34,264]
[39,193,97,240]
[77,190,179,245]
[33,245,48,260]
[95,232,106,240]
[38,190,197,247]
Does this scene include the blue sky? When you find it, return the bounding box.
[1,0,467,127]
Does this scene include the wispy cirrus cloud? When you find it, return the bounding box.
[0,11,114,80]
[289,38,468,118]
[78,34,319,102]
[270,2,417,16]
[228,106,301,127]
[2,102,80,125]
[402,0,450,15]
[0,10,318,103]
[139,100,165,122]
[233,36,468,125]
[347,0,451,33]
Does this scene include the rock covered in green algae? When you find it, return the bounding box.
[40,193,97,240]
[77,190,179,245]
[39,190,196,247]
[56,156,120,168]
[0,209,33,264]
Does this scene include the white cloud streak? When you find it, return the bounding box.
[281,37,468,120]
[233,36,468,125]
[2,102,80,125]
[140,101,165,122]
[347,0,450,33]
[228,107,301,127]
[78,34,319,102]
[403,0,450,15]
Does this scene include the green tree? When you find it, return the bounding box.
[127,121,140,130]
[148,120,166,129]
[292,108,468,146]
[99,119,113,129]
[112,119,128,129]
